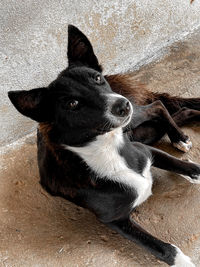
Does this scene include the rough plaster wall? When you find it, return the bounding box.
[1,0,200,146]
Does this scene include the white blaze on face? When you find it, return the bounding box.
[104,93,133,128]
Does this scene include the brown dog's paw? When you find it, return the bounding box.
[172,138,192,152]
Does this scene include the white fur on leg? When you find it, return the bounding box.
[171,245,195,267]
[172,139,192,153]
[179,173,200,184]
[179,159,200,184]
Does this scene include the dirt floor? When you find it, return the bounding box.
[1,29,200,267]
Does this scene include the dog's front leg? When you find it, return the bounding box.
[107,217,195,266]
[144,144,200,184]
[129,100,192,152]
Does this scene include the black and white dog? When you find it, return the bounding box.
[8,25,200,266]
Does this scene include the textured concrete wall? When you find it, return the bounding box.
[1,0,200,146]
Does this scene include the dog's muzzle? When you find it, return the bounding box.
[105,94,133,129]
[111,98,131,118]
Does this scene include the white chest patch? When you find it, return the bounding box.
[65,128,153,208]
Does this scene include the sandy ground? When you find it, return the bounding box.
[1,30,200,266]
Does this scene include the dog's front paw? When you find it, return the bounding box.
[179,161,200,184]
[171,245,195,267]
[184,174,200,184]
[180,173,200,184]
[173,138,192,153]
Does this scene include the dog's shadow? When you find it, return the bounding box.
[1,135,200,267]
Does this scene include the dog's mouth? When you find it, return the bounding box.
[96,113,132,135]
[119,114,132,128]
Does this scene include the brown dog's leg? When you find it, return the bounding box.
[127,122,167,145]
[154,94,200,115]
[172,108,200,126]
[128,100,192,152]
[127,107,200,148]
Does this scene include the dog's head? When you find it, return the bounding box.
[8,25,133,146]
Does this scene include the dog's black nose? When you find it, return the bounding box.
[111,99,131,117]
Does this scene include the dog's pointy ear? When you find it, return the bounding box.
[67,25,102,72]
[8,88,52,122]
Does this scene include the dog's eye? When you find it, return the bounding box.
[67,100,79,110]
[95,74,102,84]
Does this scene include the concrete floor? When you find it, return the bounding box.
[1,30,200,266]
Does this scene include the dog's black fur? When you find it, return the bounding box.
[8,25,200,266]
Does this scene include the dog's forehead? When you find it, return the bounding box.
[55,67,99,86]
[65,66,100,80]
[49,66,108,95]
